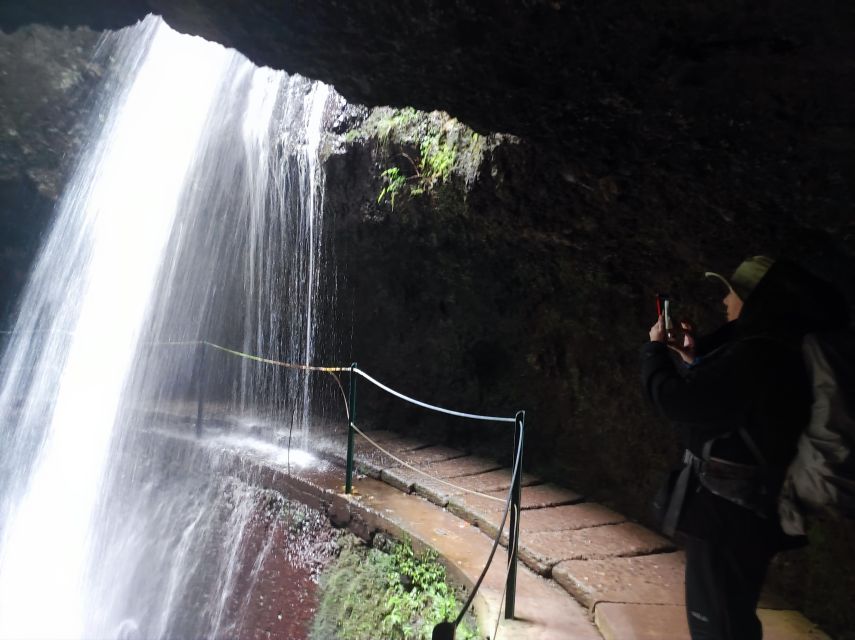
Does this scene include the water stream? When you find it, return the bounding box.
[0,15,338,638]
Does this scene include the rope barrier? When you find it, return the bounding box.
[349,422,504,503]
[352,367,516,424]
[186,335,525,631]
[491,563,511,640]
[154,339,516,425]
[155,340,349,373]
[452,416,524,630]
[3,330,525,630]
[153,339,527,631]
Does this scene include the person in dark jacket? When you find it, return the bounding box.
[641,256,848,640]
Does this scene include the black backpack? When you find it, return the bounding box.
[778,331,855,535]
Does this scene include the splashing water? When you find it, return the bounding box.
[0,15,335,638]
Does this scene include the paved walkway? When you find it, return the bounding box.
[315,428,829,640]
[159,424,829,639]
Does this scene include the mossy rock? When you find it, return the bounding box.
[310,534,478,640]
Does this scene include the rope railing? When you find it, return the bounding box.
[351,367,516,423]
[179,340,526,630]
[1,333,525,631]
[154,340,349,373]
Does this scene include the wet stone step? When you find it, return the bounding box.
[554,552,686,609]
[446,483,584,525]
[519,503,626,535]
[478,502,628,545]
[356,444,465,478]
[339,437,435,477]
[380,456,502,492]
[355,430,414,443]
[411,468,541,507]
[594,603,830,640]
[553,551,791,612]
[316,432,429,473]
[520,523,674,576]
[354,435,428,456]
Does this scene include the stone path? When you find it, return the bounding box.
[316,428,830,640]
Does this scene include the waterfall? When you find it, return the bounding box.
[0,15,334,638]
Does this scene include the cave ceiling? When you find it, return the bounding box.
[0,0,853,257]
[2,1,853,163]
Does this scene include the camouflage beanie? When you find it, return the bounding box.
[705,255,775,302]
[731,256,775,301]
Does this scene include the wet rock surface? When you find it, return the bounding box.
[2,3,853,205]
[322,126,855,636]
[223,499,339,640]
[594,603,830,640]
[521,523,674,575]
[0,25,101,317]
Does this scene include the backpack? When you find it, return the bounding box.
[778,331,855,535]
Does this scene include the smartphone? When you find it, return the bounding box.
[656,293,673,338]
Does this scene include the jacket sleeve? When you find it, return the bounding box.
[640,340,749,431]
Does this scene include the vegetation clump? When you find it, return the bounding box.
[310,534,478,640]
[344,106,493,210]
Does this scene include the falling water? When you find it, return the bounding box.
[0,15,336,639]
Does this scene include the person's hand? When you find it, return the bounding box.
[649,315,667,343]
[667,320,696,364]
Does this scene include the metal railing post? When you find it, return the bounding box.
[505,409,525,619]
[194,342,207,438]
[345,362,358,494]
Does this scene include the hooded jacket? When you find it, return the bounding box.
[641,260,849,542]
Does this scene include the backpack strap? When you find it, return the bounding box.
[700,428,768,467]
[661,449,700,537]
[736,427,768,467]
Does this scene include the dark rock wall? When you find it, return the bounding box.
[0,25,101,319]
[326,124,855,499]
[2,3,852,229]
[324,123,855,636]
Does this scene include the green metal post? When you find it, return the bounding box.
[345,362,358,494]
[505,410,525,619]
[194,342,207,438]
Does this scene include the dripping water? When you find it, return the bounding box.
[0,15,338,639]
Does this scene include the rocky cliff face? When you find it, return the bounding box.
[0,25,101,317]
[1,7,854,636]
[323,108,855,639]
[2,2,852,245]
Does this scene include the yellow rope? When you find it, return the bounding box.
[205,342,348,373]
[155,340,348,373]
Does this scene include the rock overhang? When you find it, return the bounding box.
[0,0,852,163]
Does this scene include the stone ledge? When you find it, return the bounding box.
[520,523,675,576]
[479,502,627,545]
[593,603,830,640]
[151,428,829,639]
[446,483,584,522]
[411,468,542,507]
[380,455,503,492]
[554,552,686,609]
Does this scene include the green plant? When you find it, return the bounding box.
[376,134,457,208]
[376,107,420,142]
[418,133,456,188]
[379,537,478,640]
[351,106,489,209]
[377,166,407,209]
[311,535,478,640]
[344,128,362,143]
